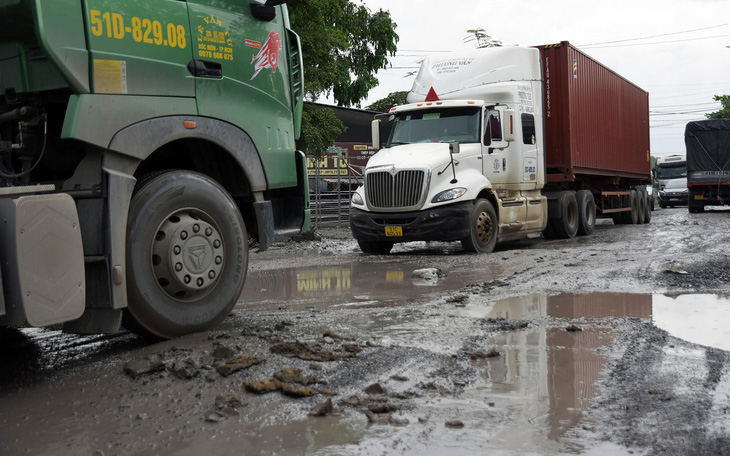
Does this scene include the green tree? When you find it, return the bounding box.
[464,28,502,48]
[288,0,398,156]
[706,95,730,119]
[366,91,409,112]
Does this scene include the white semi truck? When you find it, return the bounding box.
[349,42,652,254]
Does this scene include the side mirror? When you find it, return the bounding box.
[503,109,515,142]
[372,119,381,151]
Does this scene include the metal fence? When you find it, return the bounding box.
[308,148,363,228]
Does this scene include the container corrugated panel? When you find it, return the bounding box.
[538,41,650,180]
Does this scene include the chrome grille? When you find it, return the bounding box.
[365,168,427,210]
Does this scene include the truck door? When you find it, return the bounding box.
[482,107,527,228]
[85,0,194,96]
[186,0,299,184]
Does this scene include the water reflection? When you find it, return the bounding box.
[652,293,730,351]
[471,293,652,452]
[241,262,501,304]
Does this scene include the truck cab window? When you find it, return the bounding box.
[484,110,502,146]
[387,107,480,146]
[522,113,535,145]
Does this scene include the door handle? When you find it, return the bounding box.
[188,60,223,79]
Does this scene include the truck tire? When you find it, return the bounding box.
[621,190,639,224]
[461,198,498,253]
[576,190,596,236]
[124,171,248,339]
[643,190,652,223]
[551,191,579,239]
[357,240,394,254]
[688,198,704,213]
[636,188,646,224]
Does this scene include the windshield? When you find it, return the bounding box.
[665,179,687,190]
[656,164,686,179]
[387,107,481,146]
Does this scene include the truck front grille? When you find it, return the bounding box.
[365,168,429,211]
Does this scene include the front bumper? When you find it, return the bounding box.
[349,202,472,243]
[659,193,688,205]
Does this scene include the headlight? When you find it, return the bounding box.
[351,192,364,206]
[432,187,467,203]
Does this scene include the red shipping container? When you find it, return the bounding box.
[537,41,651,183]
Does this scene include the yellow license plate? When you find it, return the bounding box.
[694,195,704,200]
[384,226,403,237]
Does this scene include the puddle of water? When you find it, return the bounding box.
[236,273,730,454]
[240,261,503,309]
[652,293,730,351]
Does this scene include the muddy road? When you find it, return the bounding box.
[2,207,730,455]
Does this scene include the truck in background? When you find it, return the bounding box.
[654,154,687,190]
[350,41,651,254]
[0,0,308,339]
[685,119,730,213]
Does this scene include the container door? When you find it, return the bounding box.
[186,0,298,186]
[85,0,194,96]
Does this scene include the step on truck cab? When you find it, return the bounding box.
[0,0,308,338]
[350,42,651,254]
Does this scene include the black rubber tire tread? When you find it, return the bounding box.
[461,198,498,253]
[636,188,646,225]
[688,198,705,213]
[576,190,596,236]
[542,217,558,239]
[552,191,579,239]
[644,190,652,223]
[123,171,248,340]
[621,190,639,224]
[357,240,394,255]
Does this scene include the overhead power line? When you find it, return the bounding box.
[579,23,730,47]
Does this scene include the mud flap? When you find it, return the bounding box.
[0,194,85,327]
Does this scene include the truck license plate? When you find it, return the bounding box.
[694,195,704,200]
[385,226,403,237]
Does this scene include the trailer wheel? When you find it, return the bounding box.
[576,190,596,236]
[462,198,498,253]
[123,171,248,339]
[357,240,394,254]
[621,190,639,224]
[688,198,704,213]
[643,190,652,223]
[636,189,646,224]
[551,191,579,239]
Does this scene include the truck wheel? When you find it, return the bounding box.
[688,199,704,213]
[462,199,498,253]
[124,171,248,339]
[357,240,394,254]
[576,190,596,236]
[643,190,652,223]
[552,191,579,239]
[636,188,646,224]
[621,190,639,224]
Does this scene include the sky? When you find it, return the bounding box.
[333,0,730,157]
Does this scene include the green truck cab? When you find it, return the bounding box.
[0,0,309,338]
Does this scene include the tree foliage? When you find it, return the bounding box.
[464,28,502,48]
[706,95,730,119]
[289,0,398,106]
[297,104,345,158]
[288,0,398,156]
[366,91,409,113]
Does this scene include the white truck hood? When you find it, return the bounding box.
[367,143,457,170]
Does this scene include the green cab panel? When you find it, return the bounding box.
[0,0,89,94]
[187,0,299,189]
[84,0,194,97]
